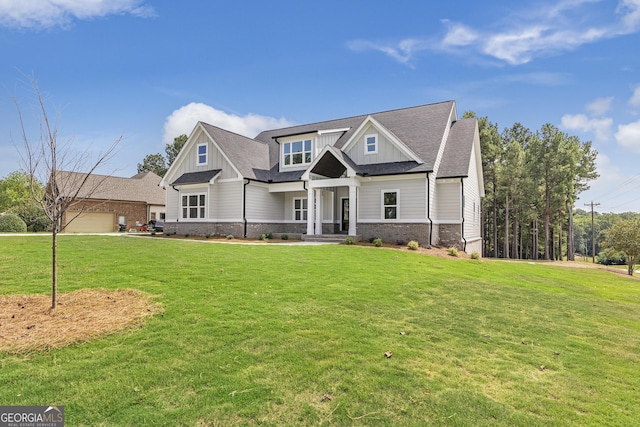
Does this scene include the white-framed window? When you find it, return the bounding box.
[382,190,398,220]
[181,194,206,219]
[365,134,378,155]
[197,143,207,165]
[283,139,312,166]
[293,197,308,221]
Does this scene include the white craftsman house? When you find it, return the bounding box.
[160,101,484,253]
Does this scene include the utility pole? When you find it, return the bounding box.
[585,201,600,263]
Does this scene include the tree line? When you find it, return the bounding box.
[467,112,599,261]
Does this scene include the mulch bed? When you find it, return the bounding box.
[0,289,162,354]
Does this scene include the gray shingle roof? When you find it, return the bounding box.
[54,171,165,205]
[437,118,477,179]
[198,101,474,183]
[200,123,270,180]
[170,169,221,186]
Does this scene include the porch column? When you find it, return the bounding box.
[307,186,315,235]
[315,189,323,235]
[348,185,357,236]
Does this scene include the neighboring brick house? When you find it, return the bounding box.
[161,101,485,253]
[54,171,165,233]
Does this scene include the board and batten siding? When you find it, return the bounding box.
[316,133,342,153]
[166,129,238,186]
[345,124,412,165]
[463,143,482,240]
[358,177,426,220]
[245,183,284,222]
[165,185,180,221]
[435,181,461,221]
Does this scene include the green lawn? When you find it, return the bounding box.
[1,235,639,426]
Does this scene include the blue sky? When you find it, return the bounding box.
[1,0,639,213]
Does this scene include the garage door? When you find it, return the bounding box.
[65,211,115,233]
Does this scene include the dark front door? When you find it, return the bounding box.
[341,198,349,232]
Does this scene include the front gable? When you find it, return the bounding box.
[161,123,241,188]
[301,146,358,180]
[341,116,422,166]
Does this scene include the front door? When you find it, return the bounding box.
[341,198,349,232]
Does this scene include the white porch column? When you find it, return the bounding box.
[348,185,357,236]
[306,186,315,235]
[315,189,323,235]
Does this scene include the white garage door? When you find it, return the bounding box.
[65,211,115,233]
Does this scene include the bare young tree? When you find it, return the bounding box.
[14,77,120,309]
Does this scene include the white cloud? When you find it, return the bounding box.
[0,0,155,29]
[442,22,478,47]
[349,1,640,66]
[561,113,613,142]
[346,38,428,65]
[163,103,294,144]
[629,84,640,106]
[586,97,614,116]
[614,119,640,153]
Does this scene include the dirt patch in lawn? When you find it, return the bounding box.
[0,289,162,354]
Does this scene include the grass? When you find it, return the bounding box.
[1,235,639,426]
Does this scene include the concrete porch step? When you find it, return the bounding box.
[303,234,360,243]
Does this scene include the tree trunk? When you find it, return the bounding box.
[504,195,510,259]
[493,180,498,258]
[51,228,57,309]
[544,183,551,260]
[567,201,575,261]
[512,210,518,259]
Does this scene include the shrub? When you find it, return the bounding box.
[0,213,27,232]
[470,250,480,260]
[597,248,627,265]
[373,238,383,247]
[29,215,51,232]
[204,233,211,239]
[226,234,234,240]
[407,240,419,250]
[265,232,273,239]
[448,246,459,257]
[184,233,190,238]
[259,233,268,241]
[344,236,355,245]
[281,234,289,240]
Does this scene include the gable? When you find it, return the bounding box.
[343,121,417,165]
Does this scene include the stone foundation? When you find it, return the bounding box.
[357,223,430,246]
[438,224,463,250]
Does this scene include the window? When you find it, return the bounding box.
[283,139,312,166]
[365,134,378,154]
[160,213,166,220]
[383,191,398,220]
[197,143,207,165]
[181,194,206,219]
[294,198,308,221]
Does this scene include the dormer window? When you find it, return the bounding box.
[197,143,207,165]
[283,139,312,166]
[365,134,378,155]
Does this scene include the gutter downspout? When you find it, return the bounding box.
[461,178,467,252]
[427,172,433,247]
[243,179,252,238]
[171,186,180,223]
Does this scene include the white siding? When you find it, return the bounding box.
[284,191,308,221]
[316,133,341,152]
[216,181,243,220]
[435,181,461,221]
[246,183,284,221]
[431,105,457,178]
[165,186,180,221]
[463,144,482,240]
[345,123,412,165]
[359,177,426,220]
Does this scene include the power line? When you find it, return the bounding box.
[585,201,600,263]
